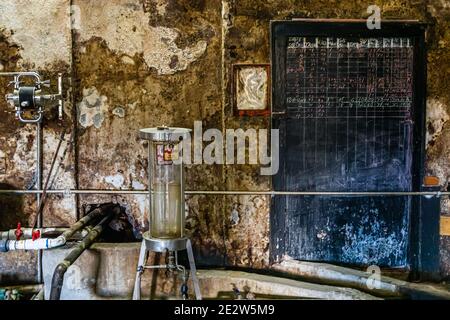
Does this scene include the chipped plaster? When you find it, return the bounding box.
[0,0,72,68]
[105,174,125,189]
[76,0,207,75]
[78,87,109,129]
[427,98,449,146]
[1,0,450,281]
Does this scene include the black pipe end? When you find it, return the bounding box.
[49,263,68,300]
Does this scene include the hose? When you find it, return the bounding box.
[49,212,115,300]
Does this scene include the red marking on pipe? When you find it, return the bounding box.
[32,230,41,241]
[15,222,23,240]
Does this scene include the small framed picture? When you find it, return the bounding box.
[233,64,270,116]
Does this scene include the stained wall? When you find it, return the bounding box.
[0,0,449,283]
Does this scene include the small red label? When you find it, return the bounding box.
[156,144,178,165]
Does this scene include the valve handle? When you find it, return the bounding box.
[32,229,41,241]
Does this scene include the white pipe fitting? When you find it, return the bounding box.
[6,236,66,251]
[0,228,67,241]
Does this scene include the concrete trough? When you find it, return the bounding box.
[42,242,378,300]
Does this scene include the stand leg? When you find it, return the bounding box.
[186,239,202,300]
[132,241,147,300]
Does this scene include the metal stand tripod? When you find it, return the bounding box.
[132,232,202,300]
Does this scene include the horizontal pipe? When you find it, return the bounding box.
[0,284,43,294]
[0,189,447,196]
[4,236,65,251]
[0,204,116,252]
[1,227,68,241]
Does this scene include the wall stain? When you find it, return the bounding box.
[1,0,450,282]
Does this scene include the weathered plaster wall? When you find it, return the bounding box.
[423,0,450,277]
[220,0,450,277]
[72,0,226,266]
[0,0,76,283]
[1,0,450,284]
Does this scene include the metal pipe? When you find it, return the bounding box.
[33,127,67,229]
[0,284,43,300]
[0,189,448,196]
[49,211,116,300]
[57,73,63,120]
[0,204,115,252]
[0,284,43,294]
[148,142,153,237]
[1,227,68,241]
[59,203,117,241]
[36,121,43,283]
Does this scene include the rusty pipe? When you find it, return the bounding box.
[0,204,116,252]
[49,208,118,300]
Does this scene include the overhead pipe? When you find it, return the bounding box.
[49,210,117,300]
[0,204,116,253]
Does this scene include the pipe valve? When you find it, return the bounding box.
[0,72,64,123]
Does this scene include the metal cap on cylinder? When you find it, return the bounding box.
[139,126,192,142]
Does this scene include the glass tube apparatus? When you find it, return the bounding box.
[140,126,191,240]
[134,126,201,300]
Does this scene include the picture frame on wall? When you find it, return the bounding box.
[233,64,271,116]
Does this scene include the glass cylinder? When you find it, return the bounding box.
[140,127,191,240]
[149,141,184,239]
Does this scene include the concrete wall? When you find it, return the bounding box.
[1,0,450,283]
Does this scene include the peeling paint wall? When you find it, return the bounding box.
[0,0,72,69]
[1,0,450,284]
[73,0,225,266]
[77,0,208,75]
[0,0,76,283]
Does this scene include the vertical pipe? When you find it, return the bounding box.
[69,0,80,222]
[57,73,63,120]
[148,143,153,236]
[49,214,113,300]
[180,138,184,238]
[36,122,43,283]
